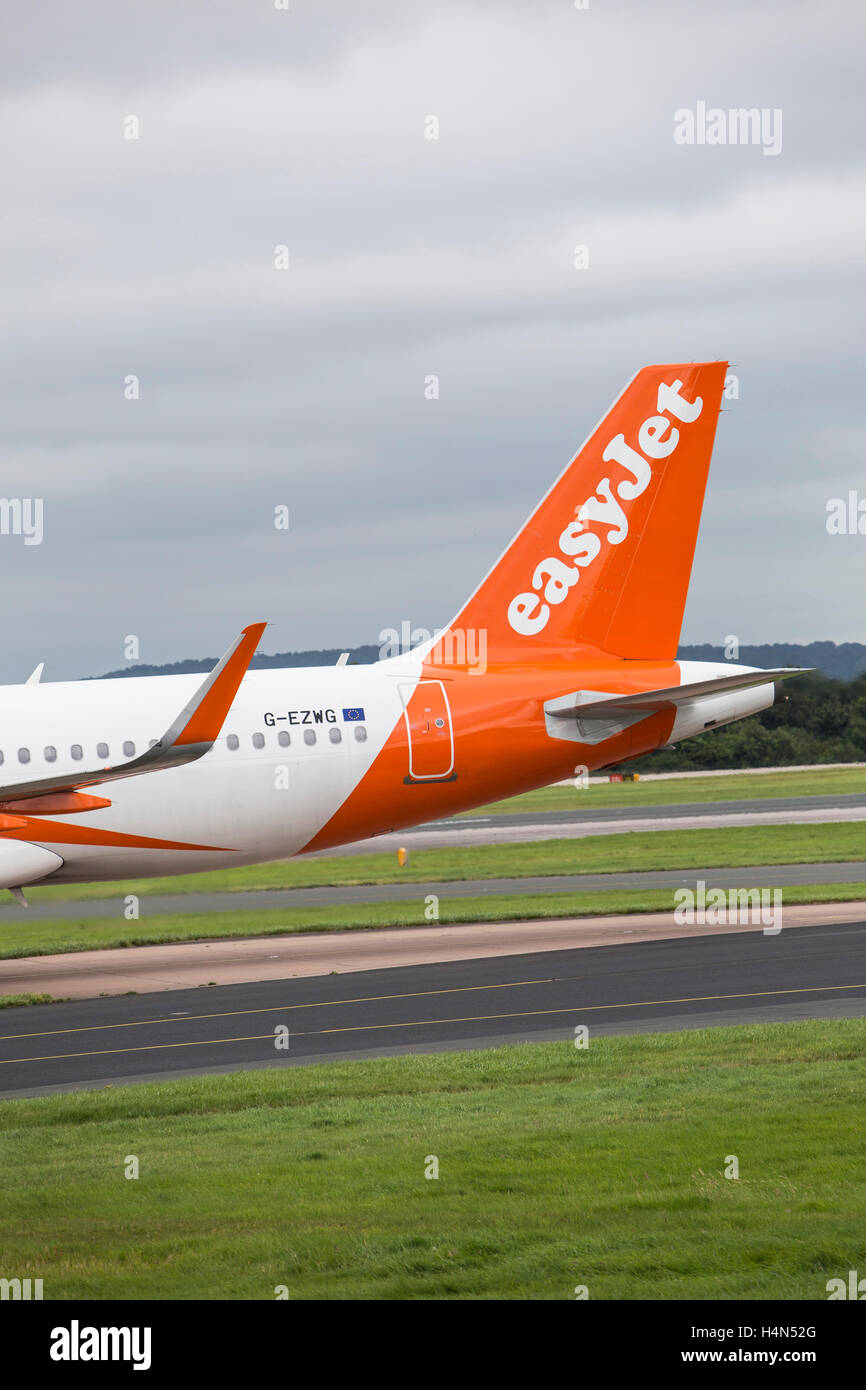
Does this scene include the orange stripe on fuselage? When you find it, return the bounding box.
[0,818,233,852]
[300,661,679,855]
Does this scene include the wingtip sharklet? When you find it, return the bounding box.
[173,621,267,747]
[0,621,268,809]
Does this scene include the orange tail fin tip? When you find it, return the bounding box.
[430,362,728,669]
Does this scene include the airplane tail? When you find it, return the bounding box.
[431,361,727,668]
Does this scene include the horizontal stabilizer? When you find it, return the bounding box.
[546,667,810,721]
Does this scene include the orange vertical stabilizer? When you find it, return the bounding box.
[430,361,728,669]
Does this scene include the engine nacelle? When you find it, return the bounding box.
[0,840,64,890]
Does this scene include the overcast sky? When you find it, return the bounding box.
[1,0,864,681]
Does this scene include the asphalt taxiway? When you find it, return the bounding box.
[315,796,866,854]
[1,858,864,922]
[2,917,863,1097]
[420,790,866,831]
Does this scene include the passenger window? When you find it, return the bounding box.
[0,751,4,765]
[354,725,367,742]
[329,727,342,744]
[71,744,83,761]
[148,739,159,749]
[226,735,239,750]
[18,748,30,764]
[44,745,57,762]
[252,732,265,750]
[304,729,316,746]
[123,741,135,757]
[278,730,290,747]
[97,742,109,759]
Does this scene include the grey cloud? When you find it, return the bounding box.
[0,0,864,680]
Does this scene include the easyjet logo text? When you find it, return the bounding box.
[507,378,704,637]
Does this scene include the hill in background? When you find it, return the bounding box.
[677,642,866,682]
[96,645,382,679]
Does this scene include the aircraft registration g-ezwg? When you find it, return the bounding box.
[0,361,804,900]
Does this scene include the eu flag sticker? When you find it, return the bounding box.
[342,707,365,722]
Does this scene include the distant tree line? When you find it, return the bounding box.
[677,642,866,682]
[96,645,382,678]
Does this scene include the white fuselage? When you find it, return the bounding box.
[0,656,774,889]
[0,661,417,883]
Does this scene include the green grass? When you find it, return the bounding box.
[0,993,61,1008]
[1,1020,864,1299]
[468,764,866,815]
[2,880,866,959]
[17,820,866,905]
